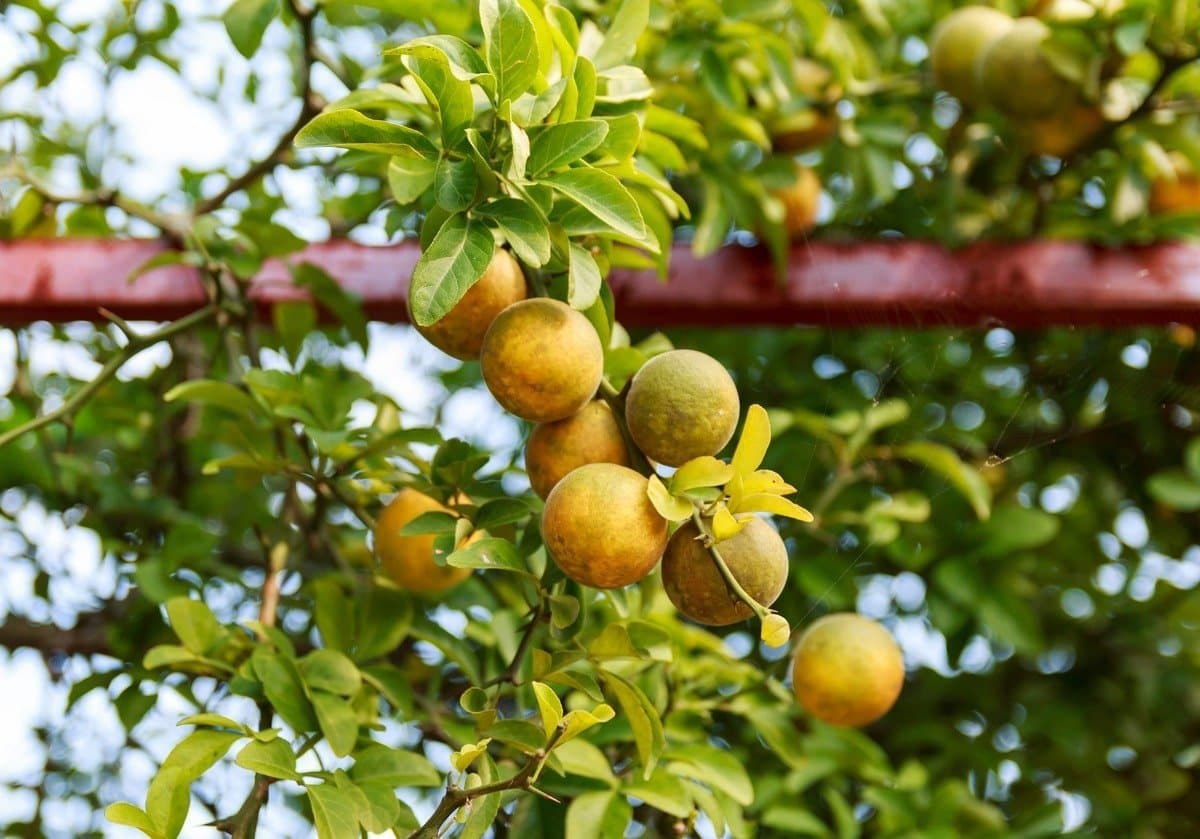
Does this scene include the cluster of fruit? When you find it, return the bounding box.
[369,247,905,727]
[929,6,1105,157]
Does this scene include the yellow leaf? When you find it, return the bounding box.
[451,738,492,772]
[646,475,694,523]
[670,456,736,494]
[761,613,791,647]
[733,493,814,522]
[741,469,796,496]
[711,505,749,541]
[559,703,616,744]
[731,404,771,476]
[532,682,563,739]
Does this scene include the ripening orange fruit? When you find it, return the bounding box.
[541,463,668,589]
[525,401,630,500]
[661,517,789,626]
[481,298,604,423]
[791,613,904,727]
[411,248,527,360]
[374,488,477,594]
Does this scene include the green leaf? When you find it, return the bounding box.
[291,261,369,351]
[480,0,539,103]
[473,497,533,530]
[105,803,160,838]
[434,156,479,212]
[624,769,694,817]
[165,597,223,655]
[451,738,493,772]
[666,744,754,806]
[567,243,602,310]
[164,380,263,418]
[590,0,648,70]
[308,783,361,839]
[295,109,438,157]
[528,120,610,176]
[475,198,551,267]
[446,536,532,576]
[356,587,414,661]
[388,155,437,205]
[300,649,362,696]
[560,703,615,743]
[532,681,564,737]
[145,767,190,839]
[273,300,316,359]
[544,168,650,247]
[1148,469,1200,511]
[236,738,300,781]
[222,0,279,58]
[385,35,491,84]
[311,690,359,757]
[350,744,441,787]
[408,213,495,327]
[177,713,249,733]
[252,649,318,733]
[143,645,201,671]
[604,672,664,777]
[895,441,992,521]
[160,729,242,778]
[350,779,404,832]
[565,790,631,839]
[1186,438,1200,481]
[405,55,474,147]
[975,505,1060,556]
[551,737,615,782]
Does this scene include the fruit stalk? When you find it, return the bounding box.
[597,377,654,476]
[690,510,771,622]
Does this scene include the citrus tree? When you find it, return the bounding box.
[2,0,1200,837]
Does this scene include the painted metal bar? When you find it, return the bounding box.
[3,238,1200,327]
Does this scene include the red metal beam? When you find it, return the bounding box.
[3,238,1200,328]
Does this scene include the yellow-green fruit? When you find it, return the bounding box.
[978,17,1073,118]
[772,165,822,237]
[662,517,789,626]
[525,401,630,500]
[411,248,527,360]
[625,349,740,467]
[928,6,1014,104]
[791,613,904,727]
[541,463,668,589]
[481,298,604,423]
[374,489,476,594]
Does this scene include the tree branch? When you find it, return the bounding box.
[195,0,319,215]
[484,601,546,687]
[0,305,219,451]
[0,611,114,656]
[408,725,566,839]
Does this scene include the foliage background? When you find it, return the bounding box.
[2,0,1200,837]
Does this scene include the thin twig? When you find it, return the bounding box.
[408,725,566,839]
[0,305,219,450]
[195,0,319,215]
[597,377,653,475]
[484,602,546,687]
[691,510,770,622]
